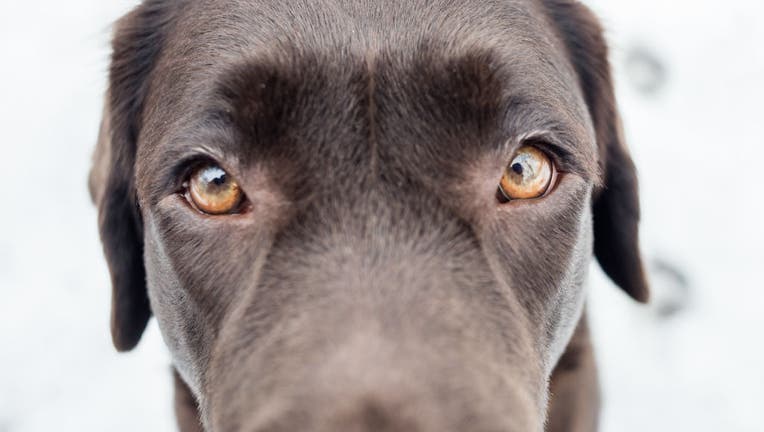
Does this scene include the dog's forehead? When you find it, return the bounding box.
[162,0,578,88]
[140,0,597,186]
[172,0,552,48]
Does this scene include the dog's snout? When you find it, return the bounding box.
[214,329,540,432]
[344,398,418,432]
[244,389,533,432]
[205,194,544,432]
[246,395,424,432]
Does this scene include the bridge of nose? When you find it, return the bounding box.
[207,173,543,432]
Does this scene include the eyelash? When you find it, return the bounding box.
[518,140,570,173]
[170,156,219,193]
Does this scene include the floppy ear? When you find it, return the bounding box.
[542,0,649,303]
[89,1,176,351]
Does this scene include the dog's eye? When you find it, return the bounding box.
[497,145,555,202]
[185,164,244,215]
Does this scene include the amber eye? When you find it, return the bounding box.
[186,164,244,215]
[498,145,554,202]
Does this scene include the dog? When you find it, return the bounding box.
[89,1,649,430]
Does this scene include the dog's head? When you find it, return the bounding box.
[90,0,648,430]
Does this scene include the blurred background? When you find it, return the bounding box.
[0,0,762,430]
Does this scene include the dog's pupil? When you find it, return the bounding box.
[512,163,524,176]
[199,166,229,188]
[212,174,226,186]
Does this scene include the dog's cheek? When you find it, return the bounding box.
[542,205,592,373]
[481,177,592,372]
[142,197,267,397]
[143,213,210,397]
[143,208,219,398]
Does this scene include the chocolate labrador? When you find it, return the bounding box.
[89,0,649,431]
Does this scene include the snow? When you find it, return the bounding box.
[0,1,761,430]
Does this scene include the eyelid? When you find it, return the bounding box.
[510,133,587,178]
[518,140,566,173]
[152,135,234,190]
[165,154,233,195]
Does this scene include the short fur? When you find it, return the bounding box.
[90,1,648,430]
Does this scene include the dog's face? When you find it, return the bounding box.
[90,0,648,430]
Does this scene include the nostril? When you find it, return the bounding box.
[241,397,421,432]
[332,397,421,432]
[360,401,391,430]
[358,399,408,431]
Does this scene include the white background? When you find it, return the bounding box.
[1,0,762,430]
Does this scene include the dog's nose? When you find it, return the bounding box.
[213,336,540,432]
[210,313,542,432]
[235,363,537,432]
[337,398,420,432]
[326,398,418,432]
[246,396,426,432]
[244,395,530,432]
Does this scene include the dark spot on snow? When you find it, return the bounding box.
[624,45,668,96]
[648,257,691,319]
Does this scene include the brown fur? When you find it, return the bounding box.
[90,1,648,430]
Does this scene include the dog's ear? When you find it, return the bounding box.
[542,0,649,303]
[89,1,176,351]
